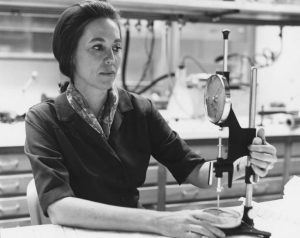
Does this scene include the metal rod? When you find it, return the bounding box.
[216,127,223,208]
[208,161,213,185]
[245,67,258,207]
[215,29,230,208]
[217,178,221,209]
[249,67,258,128]
[222,29,230,72]
[245,184,253,207]
[218,128,223,158]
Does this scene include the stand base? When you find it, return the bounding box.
[222,221,271,237]
[221,206,271,238]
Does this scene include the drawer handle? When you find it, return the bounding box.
[0,160,19,171]
[181,189,200,198]
[0,204,20,215]
[0,182,20,193]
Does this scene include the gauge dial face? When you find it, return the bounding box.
[204,74,231,124]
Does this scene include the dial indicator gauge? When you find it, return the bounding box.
[204,74,231,124]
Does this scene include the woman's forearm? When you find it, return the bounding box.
[47,196,226,238]
[48,197,162,233]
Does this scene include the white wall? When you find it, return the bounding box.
[0,59,61,114]
[255,26,300,112]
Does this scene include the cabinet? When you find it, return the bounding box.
[0,147,32,228]
[0,134,299,227]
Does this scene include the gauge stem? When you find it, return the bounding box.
[216,127,223,209]
[222,29,230,72]
[218,127,223,158]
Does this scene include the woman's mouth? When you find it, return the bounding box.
[100,72,115,77]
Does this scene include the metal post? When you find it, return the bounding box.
[245,66,258,207]
[222,29,230,72]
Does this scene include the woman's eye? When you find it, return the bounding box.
[112,45,122,53]
[93,44,104,51]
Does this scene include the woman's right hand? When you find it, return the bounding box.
[156,210,226,238]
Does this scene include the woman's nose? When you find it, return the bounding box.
[104,57,113,65]
[104,50,114,65]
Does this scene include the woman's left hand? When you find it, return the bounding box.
[248,128,277,177]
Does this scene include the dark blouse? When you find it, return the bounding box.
[24,88,205,216]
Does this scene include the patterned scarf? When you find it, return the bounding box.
[66,83,119,139]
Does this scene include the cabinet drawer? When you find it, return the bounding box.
[291,142,300,157]
[0,154,31,174]
[266,137,300,158]
[0,174,33,196]
[290,157,300,175]
[0,196,29,219]
[0,217,31,228]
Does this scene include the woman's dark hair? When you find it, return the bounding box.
[53,0,121,91]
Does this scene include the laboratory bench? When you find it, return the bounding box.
[1,196,300,238]
[1,121,300,228]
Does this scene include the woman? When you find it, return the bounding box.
[25,1,277,238]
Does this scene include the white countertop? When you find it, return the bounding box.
[1,117,300,147]
[1,198,300,238]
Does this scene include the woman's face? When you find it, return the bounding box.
[73,17,122,91]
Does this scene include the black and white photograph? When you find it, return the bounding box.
[0,1,299,237]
